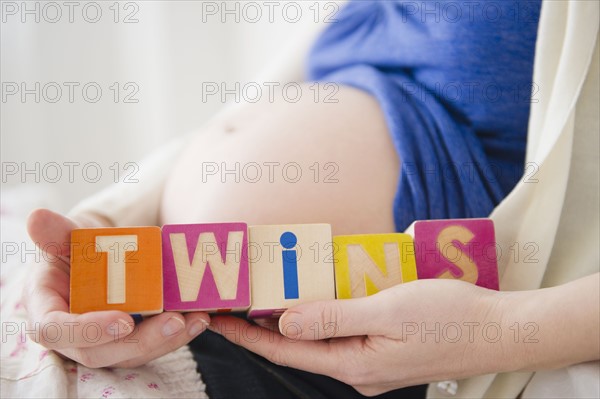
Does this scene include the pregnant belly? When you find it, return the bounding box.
[160,84,399,235]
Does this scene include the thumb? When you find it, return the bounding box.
[27,208,79,259]
[278,293,388,340]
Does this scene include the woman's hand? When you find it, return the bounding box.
[23,208,211,368]
[210,275,600,396]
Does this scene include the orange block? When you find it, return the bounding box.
[70,227,163,315]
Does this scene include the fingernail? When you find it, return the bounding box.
[188,319,209,337]
[118,318,133,334]
[162,317,185,337]
[107,318,133,337]
[278,311,302,338]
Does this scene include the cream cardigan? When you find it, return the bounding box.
[428,1,600,397]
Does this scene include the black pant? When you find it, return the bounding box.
[189,327,427,399]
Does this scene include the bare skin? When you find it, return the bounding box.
[24,84,400,368]
[161,84,399,235]
[24,84,599,394]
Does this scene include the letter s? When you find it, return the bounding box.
[436,226,478,284]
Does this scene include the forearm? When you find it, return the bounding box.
[70,212,114,228]
[502,272,600,372]
[67,136,187,227]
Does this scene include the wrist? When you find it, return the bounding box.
[492,289,542,372]
[463,288,535,375]
[494,275,600,373]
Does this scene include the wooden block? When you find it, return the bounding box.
[162,223,250,312]
[333,234,418,299]
[70,227,163,315]
[247,224,335,318]
[407,219,499,290]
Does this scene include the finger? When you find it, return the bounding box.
[27,288,135,349]
[62,312,210,368]
[26,254,71,311]
[23,211,74,314]
[277,291,394,340]
[253,318,280,331]
[27,208,78,259]
[112,312,211,368]
[25,210,138,349]
[210,315,351,377]
[26,270,135,349]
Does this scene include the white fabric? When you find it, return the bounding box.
[521,25,600,399]
[1,2,333,211]
[0,14,330,398]
[428,1,600,397]
[68,135,188,227]
[0,188,207,398]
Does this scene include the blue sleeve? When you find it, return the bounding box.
[306,0,541,231]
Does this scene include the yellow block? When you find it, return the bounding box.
[333,234,417,299]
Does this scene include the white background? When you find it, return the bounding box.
[1,1,339,212]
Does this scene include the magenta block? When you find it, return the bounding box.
[162,223,250,312]
[413,219,499,290]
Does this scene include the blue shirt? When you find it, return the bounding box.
[307,0,542,231]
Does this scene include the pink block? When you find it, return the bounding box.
[413,219,498,290]
[162,223,250,312]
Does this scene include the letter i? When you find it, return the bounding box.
[280,232,299,299]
